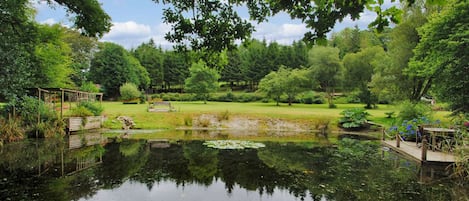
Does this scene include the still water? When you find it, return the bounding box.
[0,132,467,201]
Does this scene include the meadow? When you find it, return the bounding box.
[101,101,453,131]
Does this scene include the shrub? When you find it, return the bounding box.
[0,116,24,142]
[119,82,141,101]
[397,101,432,122]
[68,106,93,117]
[301,91,325,104]
[80,81,100,93]
[76,101,104,116]
[338,108,370,129]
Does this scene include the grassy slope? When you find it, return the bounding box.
[102,101,453,130]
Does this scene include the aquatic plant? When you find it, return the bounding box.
[203,140,265,149]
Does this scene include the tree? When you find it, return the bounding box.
[132,40,165,90]
[34,24,74,88]
[307,46,343,108]
[62,28,98,86]
[0,0,37,100]
[257,67,310,106]
[343,46,385,108]
[257,70,285,106]
[283,68,310,106]
[408,0,469,113]
[89,42,148,98]
[0,0,110,100]
[156,0,403,50]
[184,61,220,104]
[221,49,246,90]
[43,0,111,37]
[163,51,190,91]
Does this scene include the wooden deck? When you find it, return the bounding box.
[382,140,455,164]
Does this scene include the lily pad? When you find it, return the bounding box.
[203,140,266,150]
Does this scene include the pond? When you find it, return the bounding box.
[0,131,467,201]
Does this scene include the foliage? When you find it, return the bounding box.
[343,46,385,108]
[76,101,103,116]
[34,24,74,88]
[300,91,324,104]
[0,0,37,100]
[338,108,370,129]
[257,67,310,106]
[89,42,148,98]
[408,0,469,113]
[451,113,469,180]
[45,0,111,37]
[388,116,436,140]
[370,3,430,103]
[397,101,433,122]
[68,106,93,117]
[0,116,24,142]
[257,69,286,106]
[307,46,342,108]
[132,39,165,89]
[156,0,403,50]
[203,140,265,150]
[80,81,100,93]
[119,83,141,101]
[184,61,220,104]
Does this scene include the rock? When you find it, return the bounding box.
[117,116,136,130]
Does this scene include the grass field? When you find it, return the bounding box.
[100,101,453,130]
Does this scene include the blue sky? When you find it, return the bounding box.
[34,0,394,49]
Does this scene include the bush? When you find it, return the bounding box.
[68,106,93,117]
[76,101,103,116]
[80,81,100,93]
[338,108,370,129]
[300,91,325,104]
[397,101,432,122]
[3,96,59,127]
[119,82,141,101]
[0,117,24,142]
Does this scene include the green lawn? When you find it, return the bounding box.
[101,101,437,130]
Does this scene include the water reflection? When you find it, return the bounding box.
[0,133,467,201]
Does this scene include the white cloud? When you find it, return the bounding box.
[41,18,57,25]
[100,21,176,49]
[103,21,151,39]
[252,22,307,45]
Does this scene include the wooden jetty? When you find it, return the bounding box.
[382,138,456,165]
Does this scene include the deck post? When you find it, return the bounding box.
[421,138,428,162]
[396,133,400,148]
[382,128,385,140]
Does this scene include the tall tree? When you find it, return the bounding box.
[370,1,432,102]
[62,28,98,86]
[221,49,246,90]
[257,70,286,106]
[89,42,148,98]
[184,60,220,104]
[307,46,343,108]
[132,40,165,91]
[156,0,402,50]
[162,51,190,91]
[408,0,469,113]
[343,46,385,108]
[0,0,37,100]
[34,24,74,88]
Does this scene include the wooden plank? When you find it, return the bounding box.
[382,140,455,163]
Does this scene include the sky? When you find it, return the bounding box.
[34,0,395,50]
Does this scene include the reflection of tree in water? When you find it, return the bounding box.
[95,139,150,189]
[183,141,219,185]
[2,138,464,200]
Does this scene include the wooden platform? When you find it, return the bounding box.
[382,140,455,164]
